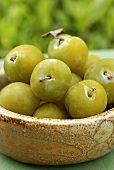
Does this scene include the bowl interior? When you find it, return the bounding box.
[0,68,114,165]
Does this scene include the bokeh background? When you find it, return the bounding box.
[0,0,114,58]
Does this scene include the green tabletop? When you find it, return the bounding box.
[0,50,114,170]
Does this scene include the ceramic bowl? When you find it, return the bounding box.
[0,68,114,165]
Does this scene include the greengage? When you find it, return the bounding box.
[84,58,114,104]
[33,103,68,119]
[70,73,82,87]
[4,44,44,84]
[77,54,100,79]
[64,80,107,118]
[0,82,40,116]
[30,59,72,102]
[48,35,88,74]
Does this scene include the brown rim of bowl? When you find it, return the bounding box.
[0,105,114,127]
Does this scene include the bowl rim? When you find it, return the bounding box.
[0,105,114,127]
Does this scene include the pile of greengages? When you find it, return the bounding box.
[0,28,114,119]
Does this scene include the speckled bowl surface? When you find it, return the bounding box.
[0,68,114,165]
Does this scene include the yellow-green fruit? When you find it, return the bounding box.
[70,73,82,87]
[65,80,107,118]
[33,103,68,119]
[4,44,45,84]
[77,54,100,79]
[48,35,88,74]
[30,59,72,102]
[0,82,40,116]
[84,58,114,104]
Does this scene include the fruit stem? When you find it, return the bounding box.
[39,75,52,82]
[10,55,17,62]
[42,28,65,46]
[104,71,113,80]
[56,37,64,45]
[88,87,96,97]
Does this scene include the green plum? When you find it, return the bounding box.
[33,103,68,119]
[48,35,88,74]
[0,82,40,116]
[30,59,72,102]
[84,58,114,104]
[4,44,44,84]
[64,80,107,118]
[77,54,100,79]
[70,73,82,87]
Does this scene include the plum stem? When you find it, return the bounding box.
[104,71,113,80]
[88,87,96,97]
[57,37,64,45]
[39,75,52,82]
[42,28,65,45]
[10,55,17,62]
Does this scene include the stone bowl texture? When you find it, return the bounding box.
[0,68,114,165]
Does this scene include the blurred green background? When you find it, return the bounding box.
[0,0,114,58]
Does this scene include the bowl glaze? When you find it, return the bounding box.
[0,68,114,165]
